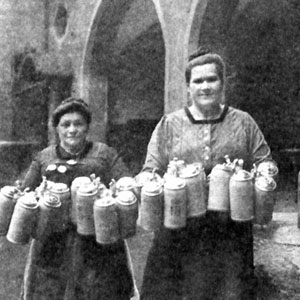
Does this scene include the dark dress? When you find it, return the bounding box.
[141,105,271,300]
[20,141,135,300]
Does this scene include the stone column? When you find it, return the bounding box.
[79,73,108,143]
[153,0,208,113]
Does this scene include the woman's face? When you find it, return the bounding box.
[188,63,223,112]
[56,112,89,152]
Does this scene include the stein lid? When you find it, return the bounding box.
[175,159,185,170]
[94,196,115,207]
[116,177,136,191]
[135,171,162,187]
[42,192,61,208]
[168,158,186,175]
[50,182,69,193]
[164,177,186,190]
[116,190,137,205]
[232,169,253,181]
[169,157,185,166]
[191,162,204,171]
[214,163,233,172]
[1,186,18,198]
[257,160,278,177]
[255,175,276,191]
[71,176,91,187]
[19,191,38,208]
[142,181,163,195]
[179,164,200,178]
[77,182,98,194]
[164,165,177,178]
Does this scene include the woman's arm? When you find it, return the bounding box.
[108,148,132,180]
[21,159,42,191]
[246,113,272,166]
[142,115,170,176]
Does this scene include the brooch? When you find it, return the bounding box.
[66,159,77,166]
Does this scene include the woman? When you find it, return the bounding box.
[19,98,136,300]
[140,50,272,300]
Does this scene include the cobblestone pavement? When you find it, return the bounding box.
[254,214,300,300]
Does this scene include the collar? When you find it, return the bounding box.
[184,105,229,124]
[56,140,93,160]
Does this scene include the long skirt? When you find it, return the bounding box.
[20,227,134,300]
[140,212,256,300]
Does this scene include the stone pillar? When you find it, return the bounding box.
[80,73,108,143]
[154,0,208,113]
[298,171,300,228]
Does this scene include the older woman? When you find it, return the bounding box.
[20,98,136,300]
[140,50,271,300]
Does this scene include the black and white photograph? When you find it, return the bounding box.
[0,0,299,299]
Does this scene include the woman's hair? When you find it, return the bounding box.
[52,97,92,127]
[185,47,226,86]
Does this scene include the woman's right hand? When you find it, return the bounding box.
[206,173,211,186]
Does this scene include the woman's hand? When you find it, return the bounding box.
[206,173,211,186]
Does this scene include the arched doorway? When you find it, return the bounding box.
[81,0,165,174]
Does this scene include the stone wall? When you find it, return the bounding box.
[0,0,46,140]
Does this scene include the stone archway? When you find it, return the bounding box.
[80,0,165,173]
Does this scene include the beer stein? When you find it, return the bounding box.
[116,176,137,198]
[76,182,98,235]
[164,176,187,229]
[208,164,233,212]
[254,175,276,225]
[7,191,38,244]
[93,195,120,244]
[140,180,163,231]
[0,186,20,235]
[134,170,162,203]
[164,158,185,181]
[163,164,178,183]
[256,159,279,182]
[229,170,254,222]
[180,163,207,217]
[35,192,61,240]
[49,182,70,230]
[70,176,91,225]
[116,190,138,239]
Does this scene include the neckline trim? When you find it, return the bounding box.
[184,105,229,124]
[56,141,93,160]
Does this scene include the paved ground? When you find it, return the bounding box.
[254,214,300,300]
[0,182,299,300]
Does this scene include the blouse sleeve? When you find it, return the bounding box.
[246,113,272,166]
[106,146,132,181]
[21,157,42,191]
[142,115,171,176]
